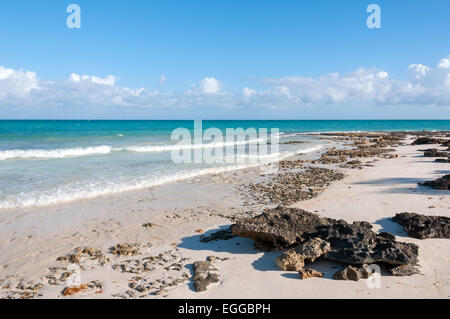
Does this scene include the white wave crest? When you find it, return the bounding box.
[0,146,112,160]
[0,144,323,209]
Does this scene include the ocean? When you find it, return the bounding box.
[0,120,449,209]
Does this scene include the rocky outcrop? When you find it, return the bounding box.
[298,268,323,280]
[192,261,220,292]
[231,207,334,250]
[422,148,449,157]
[412,137,446,145]
[231,207,419,275]
[435,157,450,163]
[333,265,370,281]
[392,212,450,239]
[419,174,450,190]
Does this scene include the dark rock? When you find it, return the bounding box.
[392,212,450,239]
[419,174,450,190]
[231,207,334,250]
[192,261,220,292]
[435,158,450,163]
[200,228,234,243]
[317,220,418,266]
[422,148,448,157]
[333,265,370,281]
[412,137,445,145]
[232,207,419,271]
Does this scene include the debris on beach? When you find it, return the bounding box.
[231,207,419,278]
[419,174,450,190]
[56,247,110,268]
[339,160,363,169]
[392,212,450,239]
[62,281,103,296]
[243,168,345,206]
[192,261,220,292]
[110,243,152,257]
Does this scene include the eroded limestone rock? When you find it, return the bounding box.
[392,212,450,239]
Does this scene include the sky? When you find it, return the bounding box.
[0,0,449,119]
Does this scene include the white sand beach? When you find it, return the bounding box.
[0,135,449,299]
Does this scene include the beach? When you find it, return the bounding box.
[0,130,449,299]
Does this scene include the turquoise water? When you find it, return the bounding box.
[0,120,448,209]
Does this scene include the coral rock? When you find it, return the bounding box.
[392,212,450,239]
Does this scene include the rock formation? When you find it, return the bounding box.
[231,207,419,277]
[333,265,370,281]
[392,212,450,239]
[419,174,450,190]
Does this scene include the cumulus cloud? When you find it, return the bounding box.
[0,66,39,100]
[0,54,449,116]
[69,73,117,86]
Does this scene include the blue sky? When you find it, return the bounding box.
[0,0,449,119]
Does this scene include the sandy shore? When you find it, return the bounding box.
[0,134,449,299]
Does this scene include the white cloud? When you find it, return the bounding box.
[69,73,117,86]
[242,87,256,100]
[0,54,449,116]
[438,55,450,69]
[197,77,222,94]
[0,66,39,100]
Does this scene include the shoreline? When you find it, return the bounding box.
[0,131,449,299]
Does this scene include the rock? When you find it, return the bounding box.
[200,228,234,243]
[192,261,220,292]
[317,220,418,266]
[422,148,448,157]
[435,158,450,163]
[111,243,141,256]
[243,168,344,206]
[392,212,450,239]
[298,268,323,280]
[333,265,370,281]
[312,154,347,164]
[275,238,330,271]
[412,137,445,145]
[57,247,109,266]
[387,263,420,276]
[419,174,450,190]
[324,147,394,158]
[231,207,334,250]
[275,250,305,271]
[232,207,419,273]
[294,238,331,263]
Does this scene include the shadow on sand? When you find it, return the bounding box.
[178,225,347,279]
